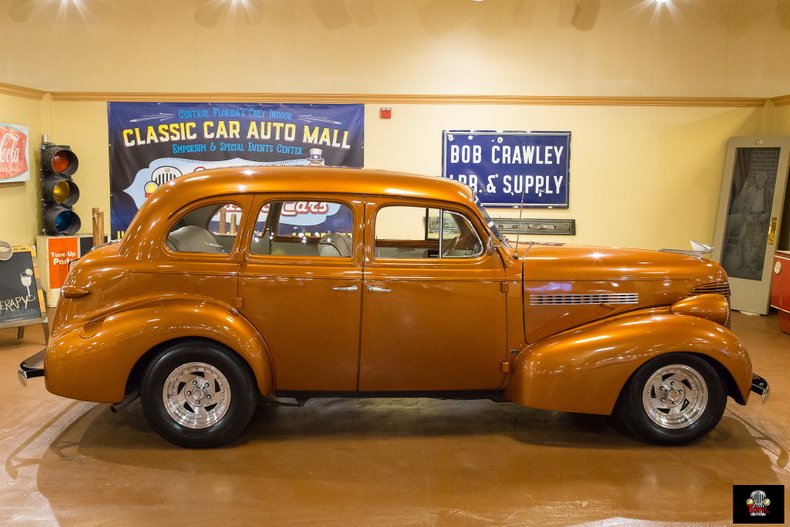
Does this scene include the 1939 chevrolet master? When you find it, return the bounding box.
[20,167,768,448]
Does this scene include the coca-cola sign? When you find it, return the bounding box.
[0,124,29,183]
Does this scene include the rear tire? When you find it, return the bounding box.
[141,340,257,448]
[615,353,726,445]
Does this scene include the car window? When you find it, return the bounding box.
[375,205,483,259]
[166,203,241,254]
[250,200,354,257]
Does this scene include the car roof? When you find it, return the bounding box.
[153,166,476,205]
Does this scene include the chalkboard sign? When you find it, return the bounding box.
[0,246,47,330]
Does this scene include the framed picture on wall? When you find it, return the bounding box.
[0,123,30,184]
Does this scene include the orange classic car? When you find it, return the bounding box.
[19,167,768,448]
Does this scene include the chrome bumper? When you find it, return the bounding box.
[751,374,769,403]
[18,349,45,386]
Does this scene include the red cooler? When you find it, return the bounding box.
[772,250,790,334]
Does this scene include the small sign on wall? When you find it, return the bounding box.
[442,131,570,208]
[0,123,30,183]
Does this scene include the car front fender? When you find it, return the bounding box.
[45,299,274,403]
[504,309,752,415]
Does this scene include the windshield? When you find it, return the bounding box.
[475,203,510,248]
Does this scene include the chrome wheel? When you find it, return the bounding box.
[162,362,231,429]
[641,364,708,429]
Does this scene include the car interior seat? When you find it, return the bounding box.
[167,225,225,253]
[317,232,353,257]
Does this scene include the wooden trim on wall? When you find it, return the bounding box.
[0,80,785,107]
[771,95,790,107]
[0,82,47,100]
[48,91,769,107]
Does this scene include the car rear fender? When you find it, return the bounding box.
[45,299,274,403]
[504,309,752,415]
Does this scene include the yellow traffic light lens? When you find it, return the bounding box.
[53,180,72,203]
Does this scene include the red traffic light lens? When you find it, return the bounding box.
[43,145,78,176]
[51,151,72,173]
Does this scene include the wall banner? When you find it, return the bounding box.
[108,102,365,239]
[442,131,570,208]
[0,123,30,183]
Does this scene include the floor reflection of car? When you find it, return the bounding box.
[19,167,769,448]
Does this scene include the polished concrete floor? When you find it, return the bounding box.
[1,312,788,526]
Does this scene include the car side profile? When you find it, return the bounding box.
[19,167,769,447]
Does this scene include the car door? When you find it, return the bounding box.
[358,197,508,392]
[238,195,364,392]
[160,197,253,307]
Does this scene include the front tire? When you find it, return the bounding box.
[616,353,727,445]
[141,340,257,448]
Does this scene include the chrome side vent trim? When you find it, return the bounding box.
[691,282,732,328]
[530,293,639,306]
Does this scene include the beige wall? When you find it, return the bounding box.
[1,0,789,249]
[775,104,790,135]
[2,0,790,98]
[774,103,790,249]
[50,101,110,235]
[366,102,765,248]
[0,92,43,246]
[18,97,764,250]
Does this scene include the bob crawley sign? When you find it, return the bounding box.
[0,123,30,183]
[442,131,570,208]
[108,102,364,239]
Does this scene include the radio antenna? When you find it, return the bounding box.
[512,156,527,260]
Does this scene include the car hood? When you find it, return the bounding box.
[518,243,728,342]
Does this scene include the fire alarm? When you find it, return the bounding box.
[379,107,392,119]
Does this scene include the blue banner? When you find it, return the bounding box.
[442,131,570,208]
[108,102,365,239]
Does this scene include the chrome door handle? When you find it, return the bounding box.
[332,285,358,292]
[367,285,392,293]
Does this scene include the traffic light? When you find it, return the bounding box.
[41,142,81,235]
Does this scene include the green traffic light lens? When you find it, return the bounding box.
[44,206,81,235]
[54,210,78,233]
